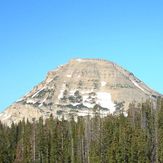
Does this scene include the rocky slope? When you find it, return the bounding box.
[0,58,161,125]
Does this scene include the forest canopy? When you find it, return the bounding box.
[0,99,163,163]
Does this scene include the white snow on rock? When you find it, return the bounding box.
[39,98,47,107]
[0,112,11,121]
[83,101,95,108]
[131,80,147,94]
[67,74,72,78]
[69,90,76,96]
[57,65,64,69]
[79,91,115,114]
[57,89,115,115]
[58,89,65,99]
[96,92,115,114]
[70,103,81,106]
[26,99,37,104]
[32,87,46,98]
[101,81,107,87]
[16,98,24,102]
[58,84,66,99]
[123,111,128,117]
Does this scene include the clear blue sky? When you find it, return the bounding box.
[0,0,163,112]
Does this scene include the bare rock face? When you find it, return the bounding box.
[0,58,161,125]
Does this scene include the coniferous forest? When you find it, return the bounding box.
[0,99,163,163]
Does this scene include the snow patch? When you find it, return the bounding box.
[57,65,64,69]
[39,98,47,107]
[26,99,37,104]
[96,92,115,114]
[69,90,77,95]
[57,89,115,115]
[82,91,115,114]
[67,74,72,78]
[58,89,65,99]
[131,80,146,94]
[2,114,11,121]
[70,103,81,106]
[123,112,128,117]
[83,102,95,108]
[32,87,46,98]
[58,84,66,99]
[16,98,24,102]
[0,113,11,121]
[101,81,107,87]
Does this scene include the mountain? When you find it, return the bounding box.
[0,58,161,125]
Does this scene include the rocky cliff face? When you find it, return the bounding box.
[0,58,161,125]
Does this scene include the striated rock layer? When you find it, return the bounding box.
[0,58,162,125]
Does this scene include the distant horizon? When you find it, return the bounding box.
[0,0,163,112]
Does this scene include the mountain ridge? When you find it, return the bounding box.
[0,58,162,126]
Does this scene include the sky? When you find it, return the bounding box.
[0,0,163,112]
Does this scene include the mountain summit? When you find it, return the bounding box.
[0,58,161,125]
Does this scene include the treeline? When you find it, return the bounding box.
[0,99,163,163]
